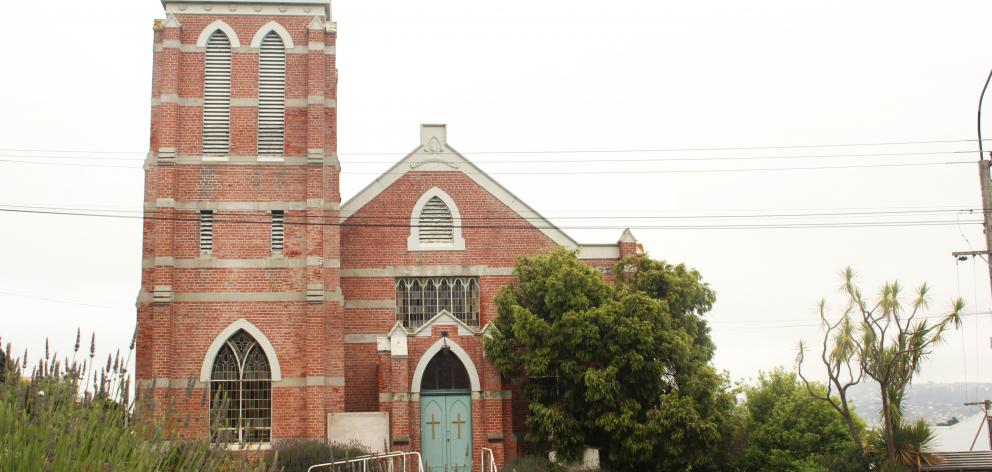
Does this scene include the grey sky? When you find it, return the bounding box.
[0,0,990,389]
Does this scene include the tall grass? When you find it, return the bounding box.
[0,332,271,471]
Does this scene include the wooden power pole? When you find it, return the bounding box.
[952,158,992,297]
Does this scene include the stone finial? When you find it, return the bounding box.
[618,228,643,257]
[163,14,182,29]
[618,228,638,244]
[420,124,447,153]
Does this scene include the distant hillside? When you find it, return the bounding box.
[845,382,992,427]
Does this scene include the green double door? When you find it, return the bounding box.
[420,394,472,472]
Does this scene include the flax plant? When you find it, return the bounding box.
[797,267,963,467]
[0,332,273,471]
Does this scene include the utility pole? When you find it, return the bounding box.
[952,67,992,297]
[951,158,992,296]
[964,400,992,451]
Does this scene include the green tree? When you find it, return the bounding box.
[741,368,868,472]
[797,267,962,466]
[484,249,734,471]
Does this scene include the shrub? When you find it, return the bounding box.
[0,334,268,471]
[507,455,556,472]
[268,439,371,472]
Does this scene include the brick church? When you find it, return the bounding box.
[136,1,642,470]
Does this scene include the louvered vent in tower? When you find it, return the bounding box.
[271,210,285,252]
[203,30,232,156]
[257,31,285,157]
[418,196,453,243]
[200,210,214,252]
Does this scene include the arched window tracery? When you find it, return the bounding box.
[209,330,271,444]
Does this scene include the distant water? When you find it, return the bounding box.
[933,413,992,452]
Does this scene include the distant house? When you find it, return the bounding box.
[923,451,992,471]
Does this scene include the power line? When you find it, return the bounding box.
[0,206,982,230]
[0,203,977,221]
[0,289,130,312]
[0,149,976,164]
[0,136,990,157]
[342,161,972,175]
[708,310,992,330]
[0,158,972,174]
[347,150,974,164]
[304,137,992,155]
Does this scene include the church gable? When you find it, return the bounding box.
[340,124,579,259]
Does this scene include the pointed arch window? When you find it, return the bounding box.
[421,349,471,392]
[209,330,271,444]
[257,31,286,157]
[408,188,465,251]
[203,30,232,157]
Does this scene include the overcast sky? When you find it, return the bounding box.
[1,1,992,393]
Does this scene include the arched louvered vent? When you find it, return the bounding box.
[203,30,232,156]
[257,31,285,157]
[418,196,453,243]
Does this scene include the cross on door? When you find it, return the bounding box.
[426,414,440,440]
[451,413,466,439]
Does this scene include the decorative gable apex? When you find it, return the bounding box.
[411,309,476,337]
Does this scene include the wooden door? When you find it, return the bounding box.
[421,395,472,472]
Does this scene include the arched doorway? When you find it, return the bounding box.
[420,346,472,472]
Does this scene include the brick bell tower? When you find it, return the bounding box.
[136,0,342,442]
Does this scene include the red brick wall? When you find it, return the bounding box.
[138,6,628,469]
[138,8,340,443]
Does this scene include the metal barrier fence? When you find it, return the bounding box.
[480,448,498,472]
[307,451,425,472]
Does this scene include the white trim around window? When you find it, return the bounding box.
[407,187,465,252]
[199,318,283,382]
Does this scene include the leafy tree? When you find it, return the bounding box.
[741,368,868,472]
[485,249,733,471]
[797,267,962,465]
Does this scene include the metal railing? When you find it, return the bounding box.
[307,451,425,472]
[480,448,498,472]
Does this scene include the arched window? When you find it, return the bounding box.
[257,31,286,157]
[420,348,471,392]
[210,330,271,444]
[203,30,232,157]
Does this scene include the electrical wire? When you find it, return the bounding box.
[0,206,983,230]
[0,289,130,312]
[1,137,991,157]
[0,158,973,174]
[0,203,977,221]
[0,149,977,164]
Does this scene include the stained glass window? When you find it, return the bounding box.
[209,330,271,444]
[395,277,480,328]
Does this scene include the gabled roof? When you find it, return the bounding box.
[341,124,620,259]
[923,451,992,471]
